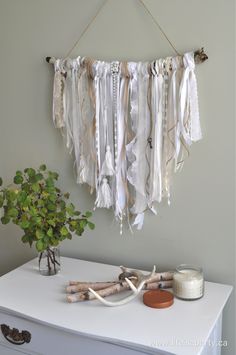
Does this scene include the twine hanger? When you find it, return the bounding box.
[65,0,180,58]
[46,0,208,63]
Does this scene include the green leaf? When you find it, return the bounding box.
[21,234,30,243]
[1,216,10,224]
[69,220,78,232]
[55,212,65,223]
[85,211,92,218]
[29,207,38,216]
[22,196,31,207]
[37,199,44,207]
[31,216,42,225]
[60,226,69,236]
[80,220,87,228]
[20,215,30,229]
[75,227,83,236]
[69,220,78,227]
[51,238,59,246]
[48,194,57,203]
[6,190,17,201]
[0,177,2,186]
[35,173,43,182]
[60,201,66,209]
[16,170,22,176]
[25,168,36,178]
[49,171,59,180]
[47,203,56,212]
[39,164,47,171]
[21,221,30,229]
[40,207,47,217]
[32,183,40,192]
[8,208,18,218]
[21,183,30,193]
[66,233,72,240]
[48,219,56,227]
[66,203,75,216]
[69,225,75,232]
[46,177,54,187]
[47,227,53,237]
[88,222,95,230]
[36,229,44,240]
[28,175,37,184]
[36,240,44,252]
[45,186,56,194]
[36,230,44,240]
[42,240,49,250]
[14,175,23,184]
[17,191,27,203]
[43,235,49,243]
[73,211,81,216]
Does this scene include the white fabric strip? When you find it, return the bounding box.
[148,65,163,207]
[116,74,127,218]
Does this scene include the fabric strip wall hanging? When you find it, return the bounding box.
[46,0,208,233]
[47,51,207,232]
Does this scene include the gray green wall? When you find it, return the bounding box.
[0,0,235,353]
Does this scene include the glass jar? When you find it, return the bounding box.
[173,264,204,300]
[38,247,60,276]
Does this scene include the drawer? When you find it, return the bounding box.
[0,311,159,355]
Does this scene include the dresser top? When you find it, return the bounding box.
[0,257,232,355]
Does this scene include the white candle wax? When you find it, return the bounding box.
[173,267,204,300]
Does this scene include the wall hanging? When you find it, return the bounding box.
[46,0,208,233]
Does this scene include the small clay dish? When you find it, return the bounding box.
[143,289,174,309]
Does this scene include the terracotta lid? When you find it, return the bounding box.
[143,290,174,309]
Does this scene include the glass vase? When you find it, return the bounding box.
[38,247,60,276]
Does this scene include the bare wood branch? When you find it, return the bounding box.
[146,280,172,290]
[67,280,173,303]
[67,282,117,293]
[67,270,174,293]
[119,269,174,283]
[69,280,117,286]
[46,48,208,65]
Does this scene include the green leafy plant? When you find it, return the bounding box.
[0,165,95,256]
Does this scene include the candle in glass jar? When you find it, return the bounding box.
[173,265,204,300]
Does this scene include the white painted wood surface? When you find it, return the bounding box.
[0,257,232,355]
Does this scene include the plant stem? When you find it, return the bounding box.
[46,248,55,274]
[47,250,51,274]
[39,252,43,266]
[48,248,56,274]
[49,247,60,266]
[39,247,60,275]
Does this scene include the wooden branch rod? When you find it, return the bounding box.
[45,48,208,65]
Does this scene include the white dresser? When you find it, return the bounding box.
[0,257,232,355]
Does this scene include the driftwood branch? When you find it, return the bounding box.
[46,48,208,65]
[194,47,208,64]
